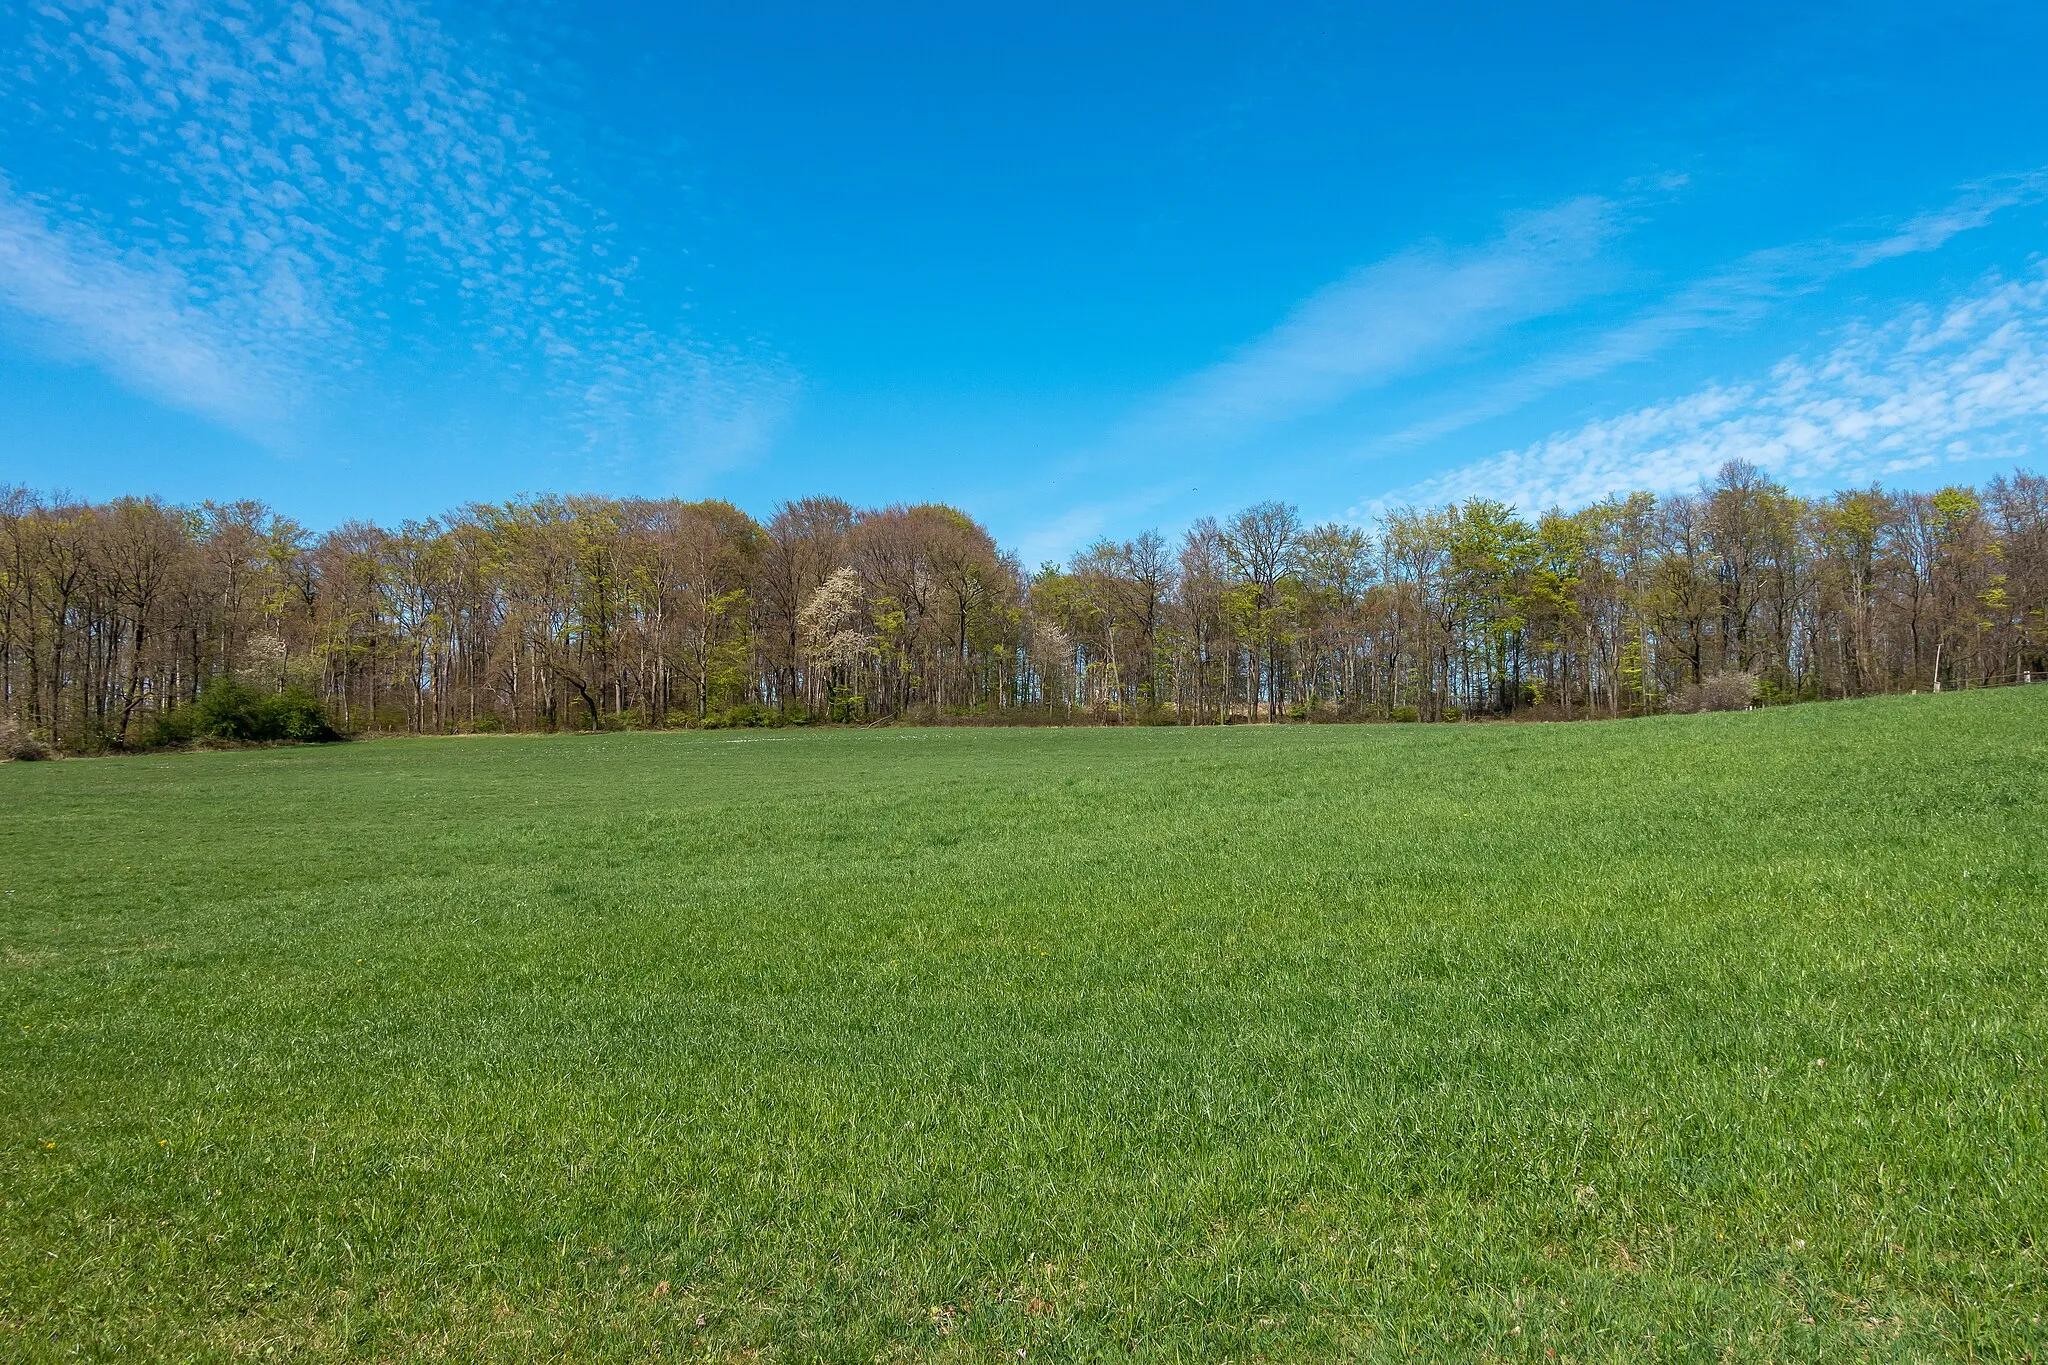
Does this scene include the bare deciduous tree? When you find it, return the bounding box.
[5,465,2045,752]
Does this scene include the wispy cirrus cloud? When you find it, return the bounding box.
[1368,265,2048,515]
[0,180,290,434]
[1380,171,2048,450]
[0,0,789,464]
[1850,170,2048,266]
[1126,195,1623,445]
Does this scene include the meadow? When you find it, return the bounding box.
[2,691,2045,1361]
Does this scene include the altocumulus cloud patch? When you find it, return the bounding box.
[0,0,790,465]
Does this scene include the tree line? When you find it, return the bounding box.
[2,461,2044,751]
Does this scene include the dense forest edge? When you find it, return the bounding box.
[3,459,2045,757]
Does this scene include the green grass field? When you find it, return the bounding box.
[3,692,2045,1361]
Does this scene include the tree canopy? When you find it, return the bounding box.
[4,462,2044,751]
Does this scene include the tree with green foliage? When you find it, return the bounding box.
[6,462,2048,750]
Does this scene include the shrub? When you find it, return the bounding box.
[1440,705,1462,723]
[144,706,196,748]
[827,688,865,724]
[152,678,342,747]
[267,687,339,742]
[1672,670,1759,715]
[192,677,270,741]
[0,718,52,761]
[1390,705,1420,723]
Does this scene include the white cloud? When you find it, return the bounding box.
[1014,503,1119,570]
[0,0,789,466]
[1369,267,2048,514]
[1381,171,2048,450]
[0,181,288,437]
[1851,170,2048,266]
[1129,196,1621,443]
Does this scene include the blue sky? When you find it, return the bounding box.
[3,1,2047,559]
